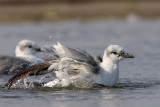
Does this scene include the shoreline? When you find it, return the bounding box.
[0,1,160,22]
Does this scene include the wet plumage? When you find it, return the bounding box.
[5,43,134,89]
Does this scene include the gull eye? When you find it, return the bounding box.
[111,51,118,55]
[28,45,32,48]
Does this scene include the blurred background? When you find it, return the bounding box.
[0,0,160,55]
[0,0,160,22]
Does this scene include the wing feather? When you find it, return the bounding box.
[5,60,58,89]
[53,42,99,68]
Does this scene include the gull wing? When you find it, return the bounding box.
[0,56,30,74]
[53,42,99,67]
[5,60,58,89]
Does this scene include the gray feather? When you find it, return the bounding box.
[53,43,99,68]
[0,56,30,74]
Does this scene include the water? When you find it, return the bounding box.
[0,19,160,107]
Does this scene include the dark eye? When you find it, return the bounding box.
[111,51,118,55]
[28,45,32,48]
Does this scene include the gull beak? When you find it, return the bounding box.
[34,48,46,52]
[119,52,134,58]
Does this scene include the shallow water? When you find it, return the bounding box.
[0,19,160,107]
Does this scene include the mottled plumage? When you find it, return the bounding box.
[5,60,58,89]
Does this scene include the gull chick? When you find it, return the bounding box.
[5,42,134,88]
[0,40,45,74]
[96,44,134,86]
[15,39,44,64]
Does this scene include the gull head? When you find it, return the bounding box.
[103,44,134,63]
[15,40,44,57]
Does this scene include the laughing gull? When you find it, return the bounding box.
[5,42,134,89]
[0,40,46,75]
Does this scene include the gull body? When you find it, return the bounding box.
[45,43,134,87]
[5,42,134,88]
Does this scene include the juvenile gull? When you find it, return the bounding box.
[0,40,45,74]
[5,42,134,89]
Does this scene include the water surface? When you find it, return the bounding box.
[0,19,160,107]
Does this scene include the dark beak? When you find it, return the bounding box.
[119,52,134,58]
[35,48,46,52]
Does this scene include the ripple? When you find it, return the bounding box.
[7,80,160,91]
